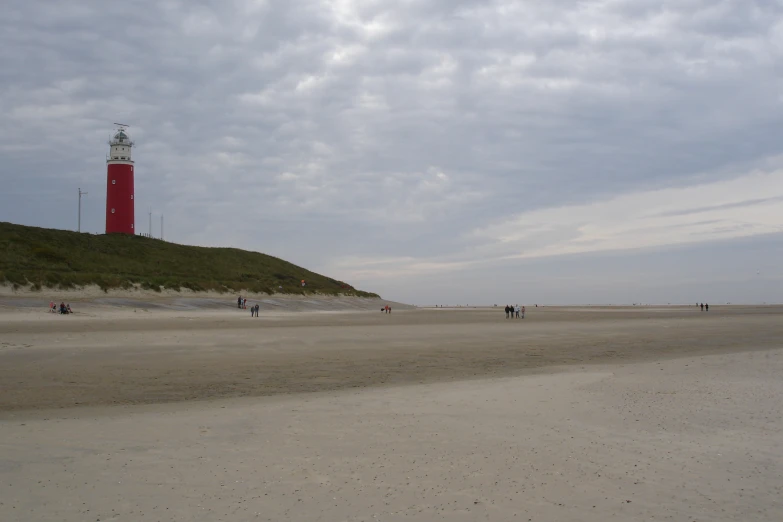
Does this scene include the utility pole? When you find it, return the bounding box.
[78,188,88,232]
[148,206,152,238]
[160,214,164,241]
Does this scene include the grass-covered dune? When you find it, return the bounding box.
[0,222,378,297]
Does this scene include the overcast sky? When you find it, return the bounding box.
[2,0,782,305]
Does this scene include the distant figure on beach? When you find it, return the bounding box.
[515,304,520,318]
[705,303,709,312]
[504,305,510,318]
[521,305,525,319]
[700,303,704,311]
[255,304,260,317]
[237,296,242,309]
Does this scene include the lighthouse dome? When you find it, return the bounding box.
[109,129,133,147]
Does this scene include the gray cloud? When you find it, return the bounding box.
[651,196,783,218]
[1,0,782,303]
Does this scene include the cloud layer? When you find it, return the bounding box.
[1,0,782,303]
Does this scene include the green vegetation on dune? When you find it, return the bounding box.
[0,222,379,297]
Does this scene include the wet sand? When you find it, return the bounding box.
[0,304,781,413]
[1,304,782,521]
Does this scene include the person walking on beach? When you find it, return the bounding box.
[705,303,709,312]
[255,304,260,317]
[700,303,704,311]
[515,304,520,318]
[238,296,242,309]
[521,305,525,319]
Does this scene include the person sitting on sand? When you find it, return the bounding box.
[59,302,67,314]
[66,304,72,314]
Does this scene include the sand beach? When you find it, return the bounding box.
[1,299,781,521]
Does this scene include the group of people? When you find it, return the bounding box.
[381,305,392,313]
[237,296,261,317]
[49,301,72,314]
[504,304,524,319]
[698,303,710,311]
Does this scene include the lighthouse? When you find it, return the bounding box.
[105,125,135,234]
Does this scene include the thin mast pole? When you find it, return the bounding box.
[78,188,87,232]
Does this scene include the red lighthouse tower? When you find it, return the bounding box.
[105,125,135,234]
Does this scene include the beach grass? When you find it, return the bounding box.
[0,221,378,297]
